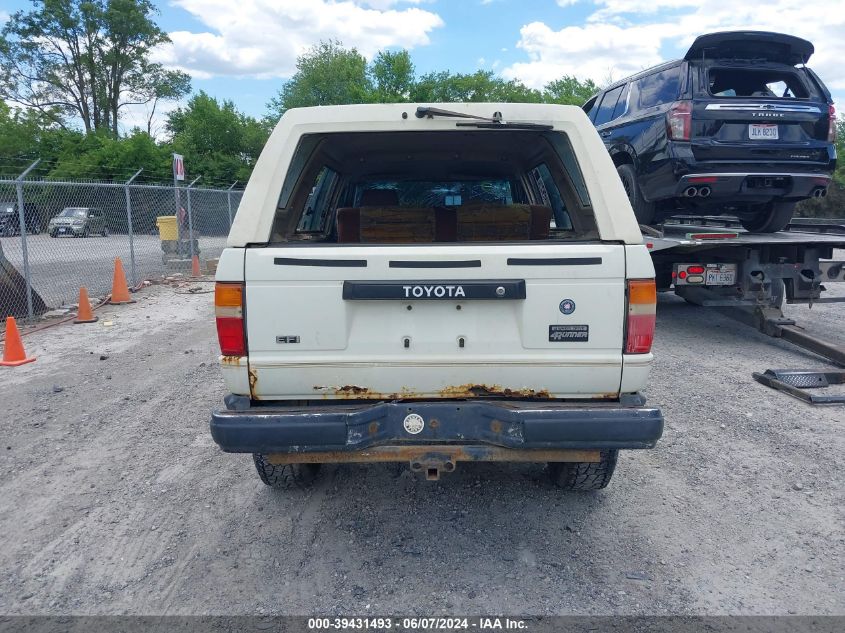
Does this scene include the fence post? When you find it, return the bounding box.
[227,181,238,229]
[124,169,143,287]
[186,176,201,261]
[15,159,40,320]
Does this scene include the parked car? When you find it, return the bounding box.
[48,207,108,237]
[209,103,664,491]
[0,202,41,236]
[583,31,837,232]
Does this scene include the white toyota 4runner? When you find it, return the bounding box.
[211,103,663,490]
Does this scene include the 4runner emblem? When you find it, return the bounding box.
[559,299,576,315]
[403,413,425,435]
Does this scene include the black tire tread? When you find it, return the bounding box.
[740,201,795,233]
[252,453,320,489]
[617,163,655,225]
[549,450,618,491]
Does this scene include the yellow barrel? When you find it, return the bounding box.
[155,215,178,241]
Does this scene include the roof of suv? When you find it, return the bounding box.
[228,103,643,247]
[585,31,819,103]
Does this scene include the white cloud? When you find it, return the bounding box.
[555,0,582,6]
[503,21,668,88]
[503,0,845,105]
[155,0,444,79]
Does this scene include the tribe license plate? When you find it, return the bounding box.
[749,123,779,140]
[705,264,737,285]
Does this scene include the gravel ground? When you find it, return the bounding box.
[0,280,843,616]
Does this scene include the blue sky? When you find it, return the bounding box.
[2,0,844,129]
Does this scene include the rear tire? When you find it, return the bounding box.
[253,453,321,489]
[548,450,618,490]
[740,201,795,233]
[617,163,655,225]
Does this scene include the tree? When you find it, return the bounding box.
[0,0,190,136]
[268,41,372,118]
[370,50,415,102]
[543,76,599,106]
[168,92,270,184]
[410,70,541,103]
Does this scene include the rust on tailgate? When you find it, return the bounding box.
[439,384,552,399]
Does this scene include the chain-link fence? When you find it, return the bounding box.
[0,165,242,321]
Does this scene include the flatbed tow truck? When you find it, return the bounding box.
[644,216,845,403]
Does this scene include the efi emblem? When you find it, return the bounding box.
[559,299,576,315]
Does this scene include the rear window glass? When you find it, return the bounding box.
[272,130,597,244]
[353,180,513,208]
[707,68,810,99]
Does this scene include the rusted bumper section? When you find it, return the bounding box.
[209,396,663,457]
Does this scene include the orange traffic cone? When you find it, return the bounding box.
[1,316,36,367]
[191,254,201,277]
[74,287,99,324]
[109,258,135,305]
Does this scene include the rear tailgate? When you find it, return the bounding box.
[244,243,626,400]
[691,100,830,163]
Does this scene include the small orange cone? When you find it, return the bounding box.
[1,316,36,367]
[109,258,135,305]
[191,254,201,277]
[74,287,99,324]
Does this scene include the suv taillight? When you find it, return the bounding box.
[666,101,692,141]
[215,282,246,356]
[828,105,836,143]
[625,279,656,354]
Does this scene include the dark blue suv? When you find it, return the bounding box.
[583,31,836,232]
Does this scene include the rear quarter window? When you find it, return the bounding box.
[630,67,681,110]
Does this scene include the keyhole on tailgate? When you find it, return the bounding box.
[403,337,410,349]
[458,337,465,348]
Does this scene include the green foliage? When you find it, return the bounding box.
[267,40,595,114]
[268,41,372,117]
[370,50,415,103]
[0,0,190,136]
[544,76,600,105]
[409,70,542,103]
[168,91,270,184]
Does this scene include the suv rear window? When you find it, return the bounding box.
[272,130,598,244]
[707,68,810,99]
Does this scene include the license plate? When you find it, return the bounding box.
[58,228,66,233]
[705,264,737,285]
[749,123,778,140]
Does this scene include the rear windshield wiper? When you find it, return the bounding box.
[415,106,496,121]
[415,106,553,130]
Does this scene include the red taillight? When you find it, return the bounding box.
[215,282,245,356]
[666,101,692,141]
[625,279,656,354]
[216,317,246,356]
[828,105,836,143]
[687,265,705,274]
